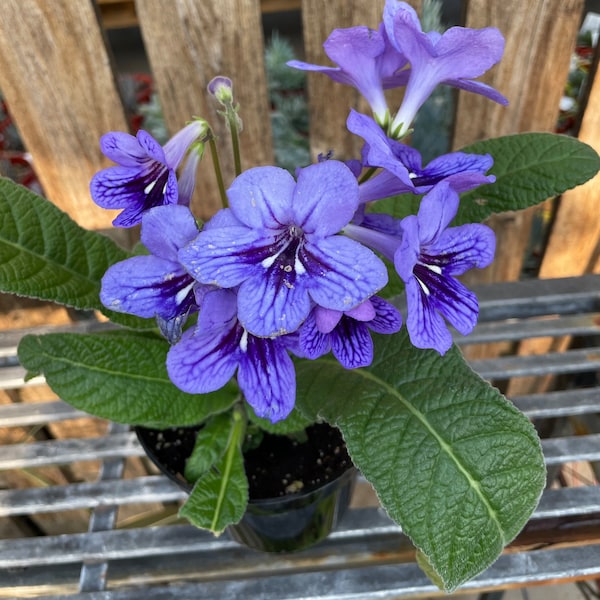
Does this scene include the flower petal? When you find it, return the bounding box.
[292,161,359,235]
[141,205,199,261]
[100,255,193,319]
[238,336,296,423]
[367,296,403,334]
[166,324,241,394]
[416,182,459,245]
[430,223,496,275]
[100,132,148,167]
[299,310,332,358]
[405,277,454,354]
[303,236,388,311]
[237,270,311,337]
[178,227,268,287]
[136,130,166,164]
[227,166,295,229]
[330,318,373,368]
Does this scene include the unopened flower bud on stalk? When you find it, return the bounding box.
[208,76,235,105]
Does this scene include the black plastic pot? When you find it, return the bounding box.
[135,423,356,553]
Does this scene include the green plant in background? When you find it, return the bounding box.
[264,32,310,171]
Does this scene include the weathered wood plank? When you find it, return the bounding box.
[453,0,584,362]
[0,0,129,230]
[135,0,274,220]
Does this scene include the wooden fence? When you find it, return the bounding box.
[0,0,598,537]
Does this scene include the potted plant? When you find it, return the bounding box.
[2,0,599,591]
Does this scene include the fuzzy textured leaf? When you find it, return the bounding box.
[457,133,600,224]
[179,409,248,534]
[295,330,545,591]
[0,178,150,328]
[185,412,232,482]
[18,331,238,427]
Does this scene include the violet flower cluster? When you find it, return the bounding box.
[93,1,504,423]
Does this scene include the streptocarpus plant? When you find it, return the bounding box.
[3,0,599,591]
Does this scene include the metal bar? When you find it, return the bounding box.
[511,387,600,418]
[0,432,145,469]
[79,423,129,593]
[542,433,600,465]
[457,312,600,345]
[0,475,185,517]
[22,544,600,600]
[474,274,600,321]
[0,399,89,426]
[471,346,600,380]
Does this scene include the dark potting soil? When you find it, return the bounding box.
[136,422,351,500]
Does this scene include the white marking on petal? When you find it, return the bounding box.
[175,281,195,305]
[239,329,248,353]
[417,277,430,296]
[294,255,306,275]
[261,254,277,268]
[144,180,157,195]
[426,264,442,275]
[408,172,417,179]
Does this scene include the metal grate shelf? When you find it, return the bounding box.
[1,275,599,599]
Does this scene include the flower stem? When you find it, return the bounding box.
[208,136,228,208]
[359,166,378,184]
[228,114,242,177]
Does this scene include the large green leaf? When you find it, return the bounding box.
[457,132,600,224]
[295,330,545,591]
[180,407,248,534]
[17,331,238,427]
[0,178,149,328]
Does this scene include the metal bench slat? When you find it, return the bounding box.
[511,387,600,418]
[0,399,89,426]
[471,346,600,380]
[0,432,144,469]
[0,476,185,517]
[22,544,600,600]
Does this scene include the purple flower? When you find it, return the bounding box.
[299,296,402,368]
[178,160,388,338]
[383,0,507,137]
[347,110,495,203]
[396,183,495,354]
[287,24,409,126]
[100,205,200,332]
[166,288,297,423]
[343,182,495,354]
[91,120,206,227]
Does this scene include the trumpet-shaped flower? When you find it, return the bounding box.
[179,160,388,338]
[347,110,495,203]
[287,24,409,126]
[383,0,507,137]
[344,182,495,354]
[100,205,200,339]
[299,296,402,368]
[166,288,297,423]
[91,120,205,227]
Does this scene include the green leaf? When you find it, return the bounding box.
[180,407,248,534]
[17,331,238,427]
[247,404,312,435]
[0,178,150,329]
[458,132,600,224]
[184,412,232,482]
[295,330,545,591]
